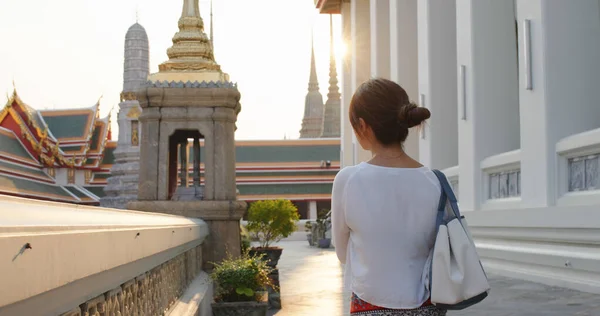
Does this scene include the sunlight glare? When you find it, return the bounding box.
[335,42,347,60]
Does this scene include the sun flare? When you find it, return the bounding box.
[335,42,347,60]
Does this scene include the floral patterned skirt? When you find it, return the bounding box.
[350,293,447,316]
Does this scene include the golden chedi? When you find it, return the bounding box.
[148,0,229,83]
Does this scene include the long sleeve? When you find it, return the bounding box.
[331,168,351,264]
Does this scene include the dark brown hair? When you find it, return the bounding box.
[349,78,430,146]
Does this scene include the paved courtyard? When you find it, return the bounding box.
[269,241,600,316]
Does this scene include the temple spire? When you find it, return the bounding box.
[326,14,340,101]
[320,14,341,138]
[210,0,214,49]
[181,0,200,18]
[300,30,325,139]
[308,33,319,92]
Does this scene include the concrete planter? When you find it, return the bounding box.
[211,301,268,316]
[249,247,283,267]
[318,238,331,248]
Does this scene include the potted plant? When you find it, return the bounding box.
[315,209,331,249]
[246,199,300,268]
[211,252,274,316]
[304,221,314,246]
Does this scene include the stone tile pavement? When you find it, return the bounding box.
[268,241,600,316]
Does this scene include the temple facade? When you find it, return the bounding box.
[0,91,338,219]
[0,3,341,221]
[315,0,600,294]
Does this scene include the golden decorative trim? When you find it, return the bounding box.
[120,92,137,102]
[126,107,142,119]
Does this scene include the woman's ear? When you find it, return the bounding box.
[358,118,367,134]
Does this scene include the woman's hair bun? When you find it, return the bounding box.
[398,102,431,128]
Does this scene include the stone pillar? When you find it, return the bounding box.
[213,109,237,200]
[193,137,201,187]
[168,136,179,200]
[340,2,353,168]
[417,0,459,170]
[179,141,188,187]
[516,0,600,207]
[351,0,373,165]
[138,107,160,201]
[456,0,520,211]
[370,0,391,79]
[389,0,419,160]
[309,201,317,220]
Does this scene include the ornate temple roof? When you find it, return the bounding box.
[0,91,116,205]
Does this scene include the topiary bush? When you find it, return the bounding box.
[246,199,300,249]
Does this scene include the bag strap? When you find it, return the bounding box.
[432,170,462,227]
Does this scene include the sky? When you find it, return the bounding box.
[0,0,343,140]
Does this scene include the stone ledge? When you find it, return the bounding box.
[0,194,209,308]
[168,271,213,316]
[128,200,247,220]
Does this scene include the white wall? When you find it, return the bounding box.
[350,0,372,165]
[456,0,520,211]
[389,0,420,160]
[517,0,600,207]
[417,0,458,170]
[340,2,353,168]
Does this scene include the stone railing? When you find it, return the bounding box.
[480,149,521,210]
[556,127,600,207]
[0,195,210,316]
[441,166,459,200]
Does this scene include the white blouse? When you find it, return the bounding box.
[332,162,441,309]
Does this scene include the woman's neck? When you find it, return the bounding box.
[368,144,423,168]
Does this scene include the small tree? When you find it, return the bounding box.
[246,199,300,248]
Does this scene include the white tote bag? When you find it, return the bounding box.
[423,170,490,310]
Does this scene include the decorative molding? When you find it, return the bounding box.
[120,92,137,102]
[59,245,203,316]
[126,107,141,119]
[145,80,237,89]
[489,169,521,199]
[568,154,599,192]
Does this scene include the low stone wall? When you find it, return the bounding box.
[0,195,210,315]
[60,245,203,316]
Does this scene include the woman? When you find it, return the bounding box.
[332,78,446,316]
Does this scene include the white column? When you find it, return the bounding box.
[517,0,600,207]
[417,0,458,170]
[389,0,419,160]
[370,0,391,79]
[309,201,318,220]
[456,0,520,211]
[340,2,353,168]
[351,0,372,165]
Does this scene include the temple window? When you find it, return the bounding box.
[131,120,139,146]
[67,169,75,184]
[47,168,55,178]
[168,129,203,200]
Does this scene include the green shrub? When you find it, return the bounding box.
[240,225,251,254]
[211,252,274,303]
[246,199,300,248]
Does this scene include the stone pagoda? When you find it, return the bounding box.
[299,37,325,138]
[101,22,149,209]
[128,0,245,268]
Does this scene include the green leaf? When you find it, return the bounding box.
[236,287,254,297]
